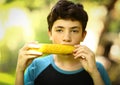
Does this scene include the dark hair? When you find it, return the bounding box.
[47,0,88,31]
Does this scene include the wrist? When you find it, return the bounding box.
[16,65,25,73]
[89,68,99,77]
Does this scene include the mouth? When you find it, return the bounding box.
[61,43,74,46]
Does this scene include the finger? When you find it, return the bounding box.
[74,53,87,59]
[74,44,80,48]
[25,56,37,67]
[26,55,39,59]
[26,50,43,55]
[21,41,40,51]
[73,48,88,57]
[73,45,85,53]
[27,59,34,66]
[81,55,85,59]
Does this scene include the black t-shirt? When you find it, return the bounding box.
[35,64,94,85]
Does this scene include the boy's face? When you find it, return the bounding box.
[48,19,86,45]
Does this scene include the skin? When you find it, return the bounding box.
[15,19,105,85]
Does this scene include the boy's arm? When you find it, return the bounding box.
[91,63,111,85]
[90,68,105,85]
[15,68,24,85]
[15,42,42,85]
[73,45,111,85]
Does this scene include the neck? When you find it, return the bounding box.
[53,54,82,71]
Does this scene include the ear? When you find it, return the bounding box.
[81,30,87,42]
[48,30,52,40]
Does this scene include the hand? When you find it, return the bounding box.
[73,45,97,74]
[16,41,42,72]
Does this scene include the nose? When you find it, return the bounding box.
[63,31,71,42]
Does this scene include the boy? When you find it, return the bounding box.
[15,0,111,85]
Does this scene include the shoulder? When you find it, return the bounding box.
[96,62,107,74]
[96,62,111,85]
[33,54,53,65]
[96,62,105,69]
[24,54,53,84]
[28,54,53,72]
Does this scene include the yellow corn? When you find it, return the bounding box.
[31,44,75,54]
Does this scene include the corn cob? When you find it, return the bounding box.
[30,44,75,54]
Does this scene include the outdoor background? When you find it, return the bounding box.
[0,0,120,85]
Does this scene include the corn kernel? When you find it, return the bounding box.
[30,44,75,54]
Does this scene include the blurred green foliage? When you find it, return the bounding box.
[0,73,14,85]
[0,0,120,84]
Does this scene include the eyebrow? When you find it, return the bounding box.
[70,26,80,29]
[55,26,80,29]
[55,26,64,28]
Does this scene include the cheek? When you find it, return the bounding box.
[51,34,61,43]
[72,35,83,43]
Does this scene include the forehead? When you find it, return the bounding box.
[52,19,82,28]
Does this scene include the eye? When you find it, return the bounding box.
[71,30,79,33]
[56,29,63,32]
